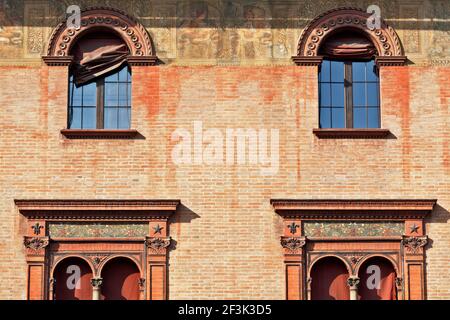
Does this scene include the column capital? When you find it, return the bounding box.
[280,236,306,253]
[347,276,360,289]
[90,277,103,288]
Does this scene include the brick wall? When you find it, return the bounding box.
[0,63,449,299]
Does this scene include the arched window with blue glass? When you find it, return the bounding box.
[318,31,380,129]
[68,31,132,130]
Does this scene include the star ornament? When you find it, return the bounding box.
[153,224,164,235]
[409,223,420,234]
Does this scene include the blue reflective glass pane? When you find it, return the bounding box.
[118,108,131,129]
[320,83,331,106]
[353,83,366,106]
[353,107,366,128]
[69,107,82,129]
[104,83,118,107]
[366,60,378,82]
[330,61,344,82]
[332,107,345,128]
[82,82,97,106]
[104,107,118,129]
[105,70,119,82]
[367,83,379,106]
[319,107,331,128]
[368,107,380,128]
[128,85,132,105]
[82,107,96,129]
[71,84,82,106]
[352,62,366,82]
[118,66,129,82]
[118,83,129,107]
[331,83,345,107]
[320,60,331,82]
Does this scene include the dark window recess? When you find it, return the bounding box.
[319,59,380,129]
[68,64,132,130]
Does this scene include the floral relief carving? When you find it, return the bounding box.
[146,237,172,254]
[24,237,49,251]
[280,236,306,253]
[402,236,428,254]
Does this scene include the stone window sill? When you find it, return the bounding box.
[313,128,391,139]
[61,129,139,139]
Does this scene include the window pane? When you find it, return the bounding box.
[82,82,97,106]
[368,107,380,128]
[82,107,96,129]
[69,107,82,129]
[105,70,119,82]
[352,62,366,82]
[71,84,82,106]
[331,83,344,107]
[118,65,129,82]
[353,83,366,106]
[128,85,132,105]
[331,107,345,128]
[353,107,366,128]
[320,83,331,106]
[320,60,331,82]
[366,60,378,82]
[104,107,118,129]
[118,83,129,107]
[118,107,131,129]
[105,83,119,107]
[330,61,344,82]
[320,107,331,128]
[367,83,379,106]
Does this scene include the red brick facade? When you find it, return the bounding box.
[0,2,449,300]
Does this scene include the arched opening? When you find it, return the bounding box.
[100,257,140,300]
[358,256,397,300]
[53,257,93,300]
[310,256,350,300]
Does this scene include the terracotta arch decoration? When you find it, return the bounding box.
[292,7,407,66]
[43,7,157,66]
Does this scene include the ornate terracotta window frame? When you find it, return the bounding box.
[16,199,179,300]
[271,199,436,300]
[292,8,407,139]
[42,7,157,140]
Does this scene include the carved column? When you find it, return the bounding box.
[48,278,55,300]
[347,277,360,300]
[138,278,146,300]
[90,278,103,300]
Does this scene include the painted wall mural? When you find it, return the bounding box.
[303,221,404,237]
[48,222,148,238]
[0,0,448,65]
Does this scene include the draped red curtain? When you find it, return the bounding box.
[101,257,140,300]
[54,257,93,300]
[358,257,397,300]
[319,31,377,59]
[70,32,130,86]
[311,257,350,300]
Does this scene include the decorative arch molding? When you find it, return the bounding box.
[43,7,157,66]
[50,254,95,278]
[98,254,144,278]
[307,254,352,278]
[292,7,407,66]
[355,254,400,276]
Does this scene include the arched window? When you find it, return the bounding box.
[68,31,132,130]
[318,31,380,129]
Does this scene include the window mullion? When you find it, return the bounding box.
[345,62,353,128]
[97,78,104,129]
